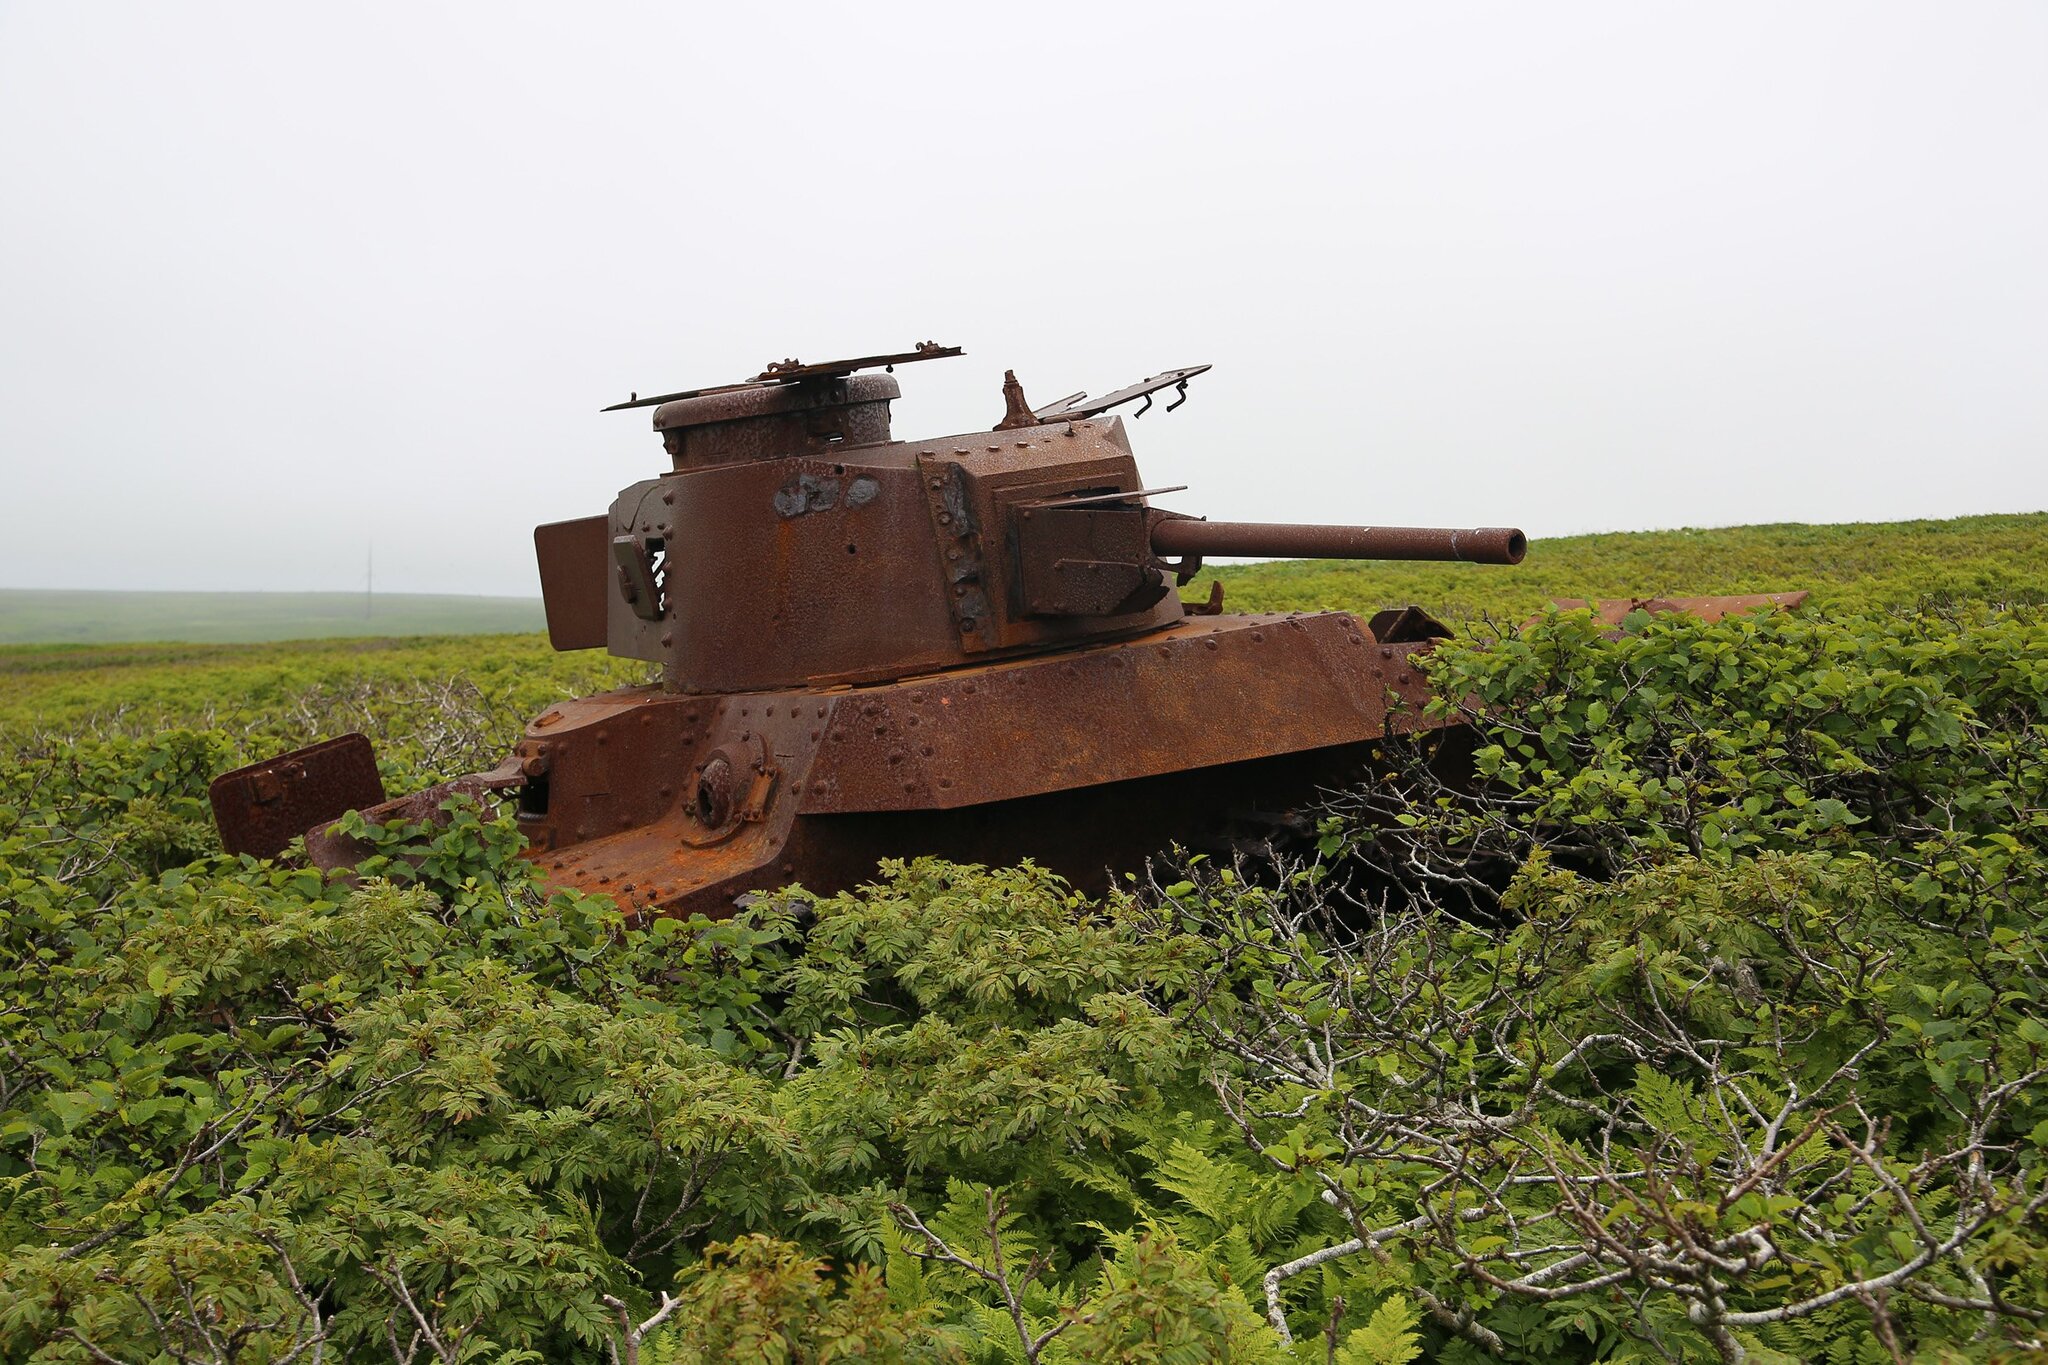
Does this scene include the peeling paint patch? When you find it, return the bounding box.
[773,475,840,518]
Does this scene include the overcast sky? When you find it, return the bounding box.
[2,2,2042,597]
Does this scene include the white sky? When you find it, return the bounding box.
[2,2,2043,596]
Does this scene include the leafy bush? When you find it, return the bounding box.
[5,558,2047,1361]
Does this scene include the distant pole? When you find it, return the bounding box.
[366,541,373,619]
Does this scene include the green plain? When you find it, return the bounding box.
[0,589,545,645]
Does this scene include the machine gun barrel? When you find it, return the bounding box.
[1150,520,1527,565]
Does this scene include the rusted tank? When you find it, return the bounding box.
[210,345,1530,918]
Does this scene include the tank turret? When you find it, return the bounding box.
[213,344,1528,918]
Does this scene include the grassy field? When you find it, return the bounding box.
[0,589,545,644]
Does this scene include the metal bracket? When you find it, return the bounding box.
[1032,365,1211,421]
[604,341,964,412]
[612,534,665,621]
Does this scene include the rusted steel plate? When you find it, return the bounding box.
[1550,591,1811,626]
[209,733,386,859]
[801,612,1446,814]
[534,516,611,651]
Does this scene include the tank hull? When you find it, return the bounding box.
[504,610,1454,917]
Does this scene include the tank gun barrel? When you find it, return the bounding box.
[1150,520,1527,565]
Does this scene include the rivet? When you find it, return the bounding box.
[1204,640,1218,651]
[1252,631,1264,642]
[809,729,820,740]
[1380,647,1394,659]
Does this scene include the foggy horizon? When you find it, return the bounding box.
[3,3,2043,597]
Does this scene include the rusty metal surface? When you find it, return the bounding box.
[653,373,899,469]
[1034,365,1212,420]
[1015,503,1170,618]
[749,342,962,384]
[604,341,960,412]
[494,611,1453,917]
[534,516,609,651]
[1151,520,1527,565]
[1552,592,1811,625]
[801,612,1446,814]
[210,734,387,859]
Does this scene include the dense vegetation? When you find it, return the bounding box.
[3,516,2045,1362]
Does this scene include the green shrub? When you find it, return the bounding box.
[5,539,2047,1362]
